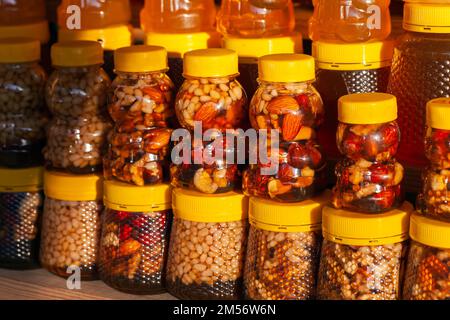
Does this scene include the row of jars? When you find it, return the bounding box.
[0,169,448,300]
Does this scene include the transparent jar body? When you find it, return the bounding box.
[403,241,449,300]
[0,62,48,167]
[109,71,175,131]
[0,0,46,26]
[244,227,322,300]
[140,0,217,34]
[249,81,324,142]
[44,65,111,173]
[40,197,103,280]
[317,239,407,300]
[166,217,248,300]
[315,67,391,161]
[0,191,43,269]
[417,168,450,222]
[103,127,172,186]
[57,0,131,29]
[387,32,450,191]
[99,208,172,294]
[243,140,327,202]
[175,75,248,131]
[425,127,450,170]
[217,0,295,38]
[332,158,403,213]
[309,0,391,42]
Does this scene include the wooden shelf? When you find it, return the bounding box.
[0,268,176,300]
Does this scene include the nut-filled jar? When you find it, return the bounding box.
[244,191,330,300]
[99,181,172,294]
[44,41,112,174]
[40,171,103,280]
[403,213,449,300]
[332,93,404,213]
[109,45,175,131]
[0,167,43,269]
[317,202,412,300]
[243,140,327,202]
[0,38,48,168]
[166,189,248,300]
[175,49,248,132]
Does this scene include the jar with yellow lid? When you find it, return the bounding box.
[332,93,404,213]
[166,189,248,299]
[40,171,103,279]
[44,41,112,174]
[417,98,450,221]
[403,213,449,300]
[317,202,412,300]
[0,38,48,168]
[0,167,44,269]
[57,0,132,78]
[249,54,324,142]
[99,181,172,294]
[387,2,450,194]
[244,191,330,300]
[313,41,394,163]
[175,49,248,132]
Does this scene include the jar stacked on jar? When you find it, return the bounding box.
[171,48,248,194]
[104,45,174,186]
[243,54,326,202]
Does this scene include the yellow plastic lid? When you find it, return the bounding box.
[183,48,239,78]
[403,3,450,33]
[0,167,43,192]
[249,190,331,233]
[410,213,450,249]
[51,41,104,67]
[426,98,450,130]
[172,188,248,223]
[258,53,315,83]
[0,21,50,44]
[58,25,132,51]
[44,171,103,201]
[104,180,171,212]
[145,31,221,58]
[223,34,303,60]
[0,38,41,63]
[322,202,413,246]
[115,45,168,73]
[338,93,398,124]
[312,40,394,71]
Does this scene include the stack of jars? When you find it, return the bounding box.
[218,0,302,98]
[318,92,411,300]
[310,0,394,175]
[0,39,47,269]
[39,41,111,279]
[100,45,175,293]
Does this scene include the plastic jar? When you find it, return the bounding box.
[317,202,412,300]
[403,213,449,300]
[387,2,450,193]
[0,38,48,168]
[40,171,103,280]
[332,93,404,213]
[308,0,391,42]
[99,181,172,294]
[244,191,330,300]
[175,49,248,132]
[0,167,43,269]
[313,41,394,162]
[243,140,327,202]
[249,54,324,141]
[57,0,132,78]
[44,41,112,174]
[166,189,248,300]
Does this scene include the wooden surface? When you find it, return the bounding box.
[0,268,176,300]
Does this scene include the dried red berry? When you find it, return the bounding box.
[117,211,130,221]
[119,224,133,241]
[287,143,308,169]
[369,163,391,184]
[380,124,399,152]
[372,189,395,209]
[342,132,363,157]
[295,94,309,109]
